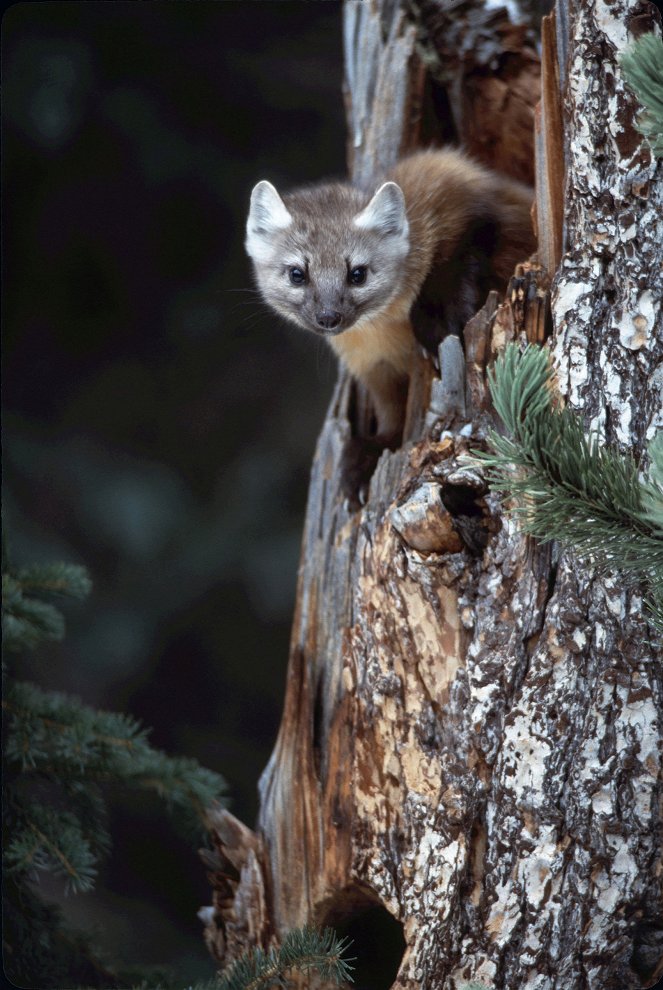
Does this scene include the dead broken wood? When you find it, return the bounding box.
[203,2,663,988]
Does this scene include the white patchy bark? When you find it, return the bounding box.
[552,0,663,447]
[203,1,663,988]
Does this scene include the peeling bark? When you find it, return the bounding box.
[203,1,663,987]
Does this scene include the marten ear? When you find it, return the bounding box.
[246,181,293,260]
[353,182,408,239]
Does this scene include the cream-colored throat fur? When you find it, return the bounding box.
[329,299,415,378]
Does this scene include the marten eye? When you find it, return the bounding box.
[348,265,367,286]
[289,267,307,285]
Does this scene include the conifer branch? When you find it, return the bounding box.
[2,550,228,985]
[4,679,225,834]
[29,816,96,891]
[621,32,663,158]
[2,575,66,649]
[470,344,663,630]
[17,561,93,599]
[2,560,90,652]
[215,925,354,990]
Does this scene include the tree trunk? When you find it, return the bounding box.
[203,1,663,988]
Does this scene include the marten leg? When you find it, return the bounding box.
[340,362,409,508]
[411,220,498,354]
[361,360,409,446]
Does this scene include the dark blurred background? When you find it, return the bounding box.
[2,1,345,982]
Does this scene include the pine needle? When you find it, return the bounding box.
[621,32,663,157]
[2,561,90,652]
[2,549,228,984]
[215,926,354,990]
[471,344,663,630]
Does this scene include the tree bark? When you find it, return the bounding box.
[203,1,663,987]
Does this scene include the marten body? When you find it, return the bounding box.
[246,149,535,439]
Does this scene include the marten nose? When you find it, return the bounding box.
[315,310,342,330]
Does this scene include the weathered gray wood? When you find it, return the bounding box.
[203,1,663,987]
[426,335,467,428]
[343,0,422,186]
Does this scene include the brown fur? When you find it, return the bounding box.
[390,149,533,287]
[331,150,535,437]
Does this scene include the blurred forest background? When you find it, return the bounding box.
[2,1,345,982]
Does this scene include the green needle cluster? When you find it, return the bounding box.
[472,344,663,631]
[215,925,354,990]
[2,551,226,986]
[621,32,663,158]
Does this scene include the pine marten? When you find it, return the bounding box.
[245,148,535,442]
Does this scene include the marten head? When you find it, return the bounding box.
[245,178,410,336]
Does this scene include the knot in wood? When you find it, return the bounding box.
[390,481,463,554]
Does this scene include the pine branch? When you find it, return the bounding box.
[621,32,663,157]
[2,548,229,985]
[17,561,92,599]
[470,344,663,630]
[4,805,98,893]
[4,679,225,833]
[642,432,663,529]
[2,575,66,650]
[215,925,354,990]
[2,560,91,652]
[3,874,117,989]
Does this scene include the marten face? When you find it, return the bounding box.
[245,179,410,337]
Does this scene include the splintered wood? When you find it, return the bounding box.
[412,0,540,185]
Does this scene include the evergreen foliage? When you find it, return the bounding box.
[471,344,663,630]
[213,925,354,990]
[3,874,119,989]
[621,32,663,157]
[3,559,91,651]
[2,552,227,987]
